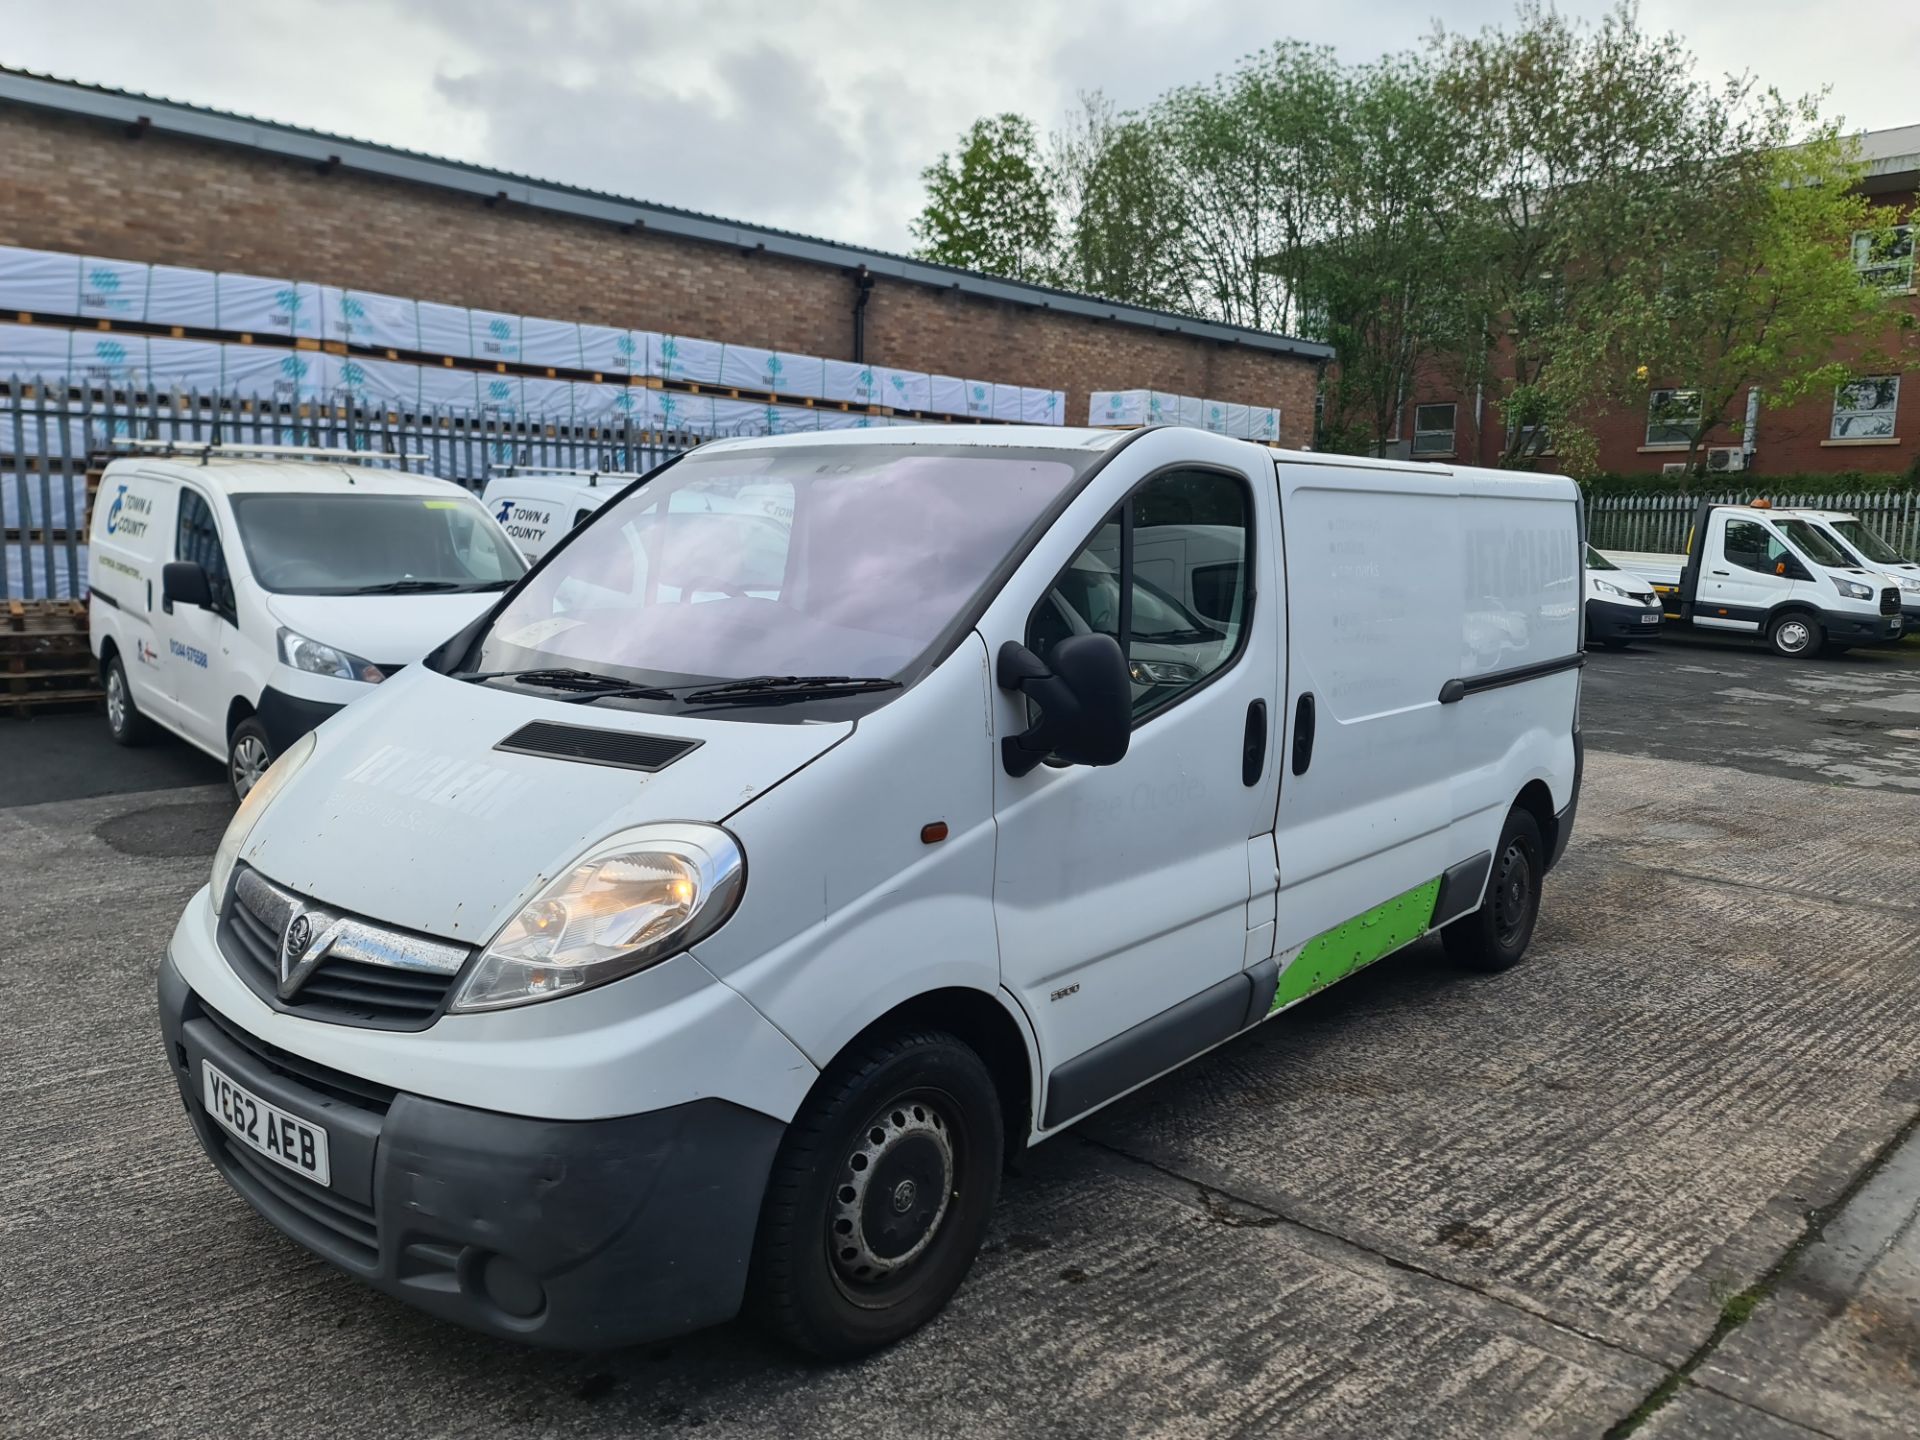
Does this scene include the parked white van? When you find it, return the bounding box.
[478,468,640,562]
[156,426,1583,1357]
[88,445,526,796]
[1764,506,1920,628]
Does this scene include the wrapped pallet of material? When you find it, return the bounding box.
[5,547,90,601]
[0,321,73,381]
[814,407,878,432]
[148,265,218,328]
[417,301,474,359]
[146,338,226,392]
[417,365,479,410]
[823,359,882,406]
[877,367,932,413]
[216,274,309,338]
[1019,387,1063,425]
[77,257,148,322]
[929,375,968,416]
[1174,395,1204,429]
[1090,390,1148,426]
[334,289,421,351]
[963,381,995,419]
[992,384,1023,422]
[720,344,824,398]
[652,390,712,433]
[522,317,584,370]
[332,356,422,409]
[768,404,820,434]
[521,376,574,421]
[569,382,625,424]
[476,374,523,417]
[580,325,643,376]
[1249,407,1280,443]
[1141,392,1176,426]
[1203,399,1232,435]
[1225,403,1251,440]
[71,332,145,389]
[652,334,725,385]
[222,344,324,404]
[469,310,523,365]
[0,246,81,316]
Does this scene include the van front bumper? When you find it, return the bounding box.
[1819,609,1905,646]
[1585,597,1663,642]
[158,953,785,1350]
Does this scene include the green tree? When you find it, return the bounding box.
[1049,93,1189,309]
[910,114,1056,282]
[1634,114,1915,475]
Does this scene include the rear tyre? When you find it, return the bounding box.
[749,1028,1003,1359]
[103,655,153,746]
[1443,807,1544,974]
[228,717,274,801]
[1768,612,1822,658]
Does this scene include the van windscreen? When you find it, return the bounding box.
[470,444,1091,690]
[231,493,527,594]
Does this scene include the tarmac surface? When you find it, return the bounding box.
[3,631,1918,1438]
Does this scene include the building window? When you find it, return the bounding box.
[1853,224,1915,291]
[1831,376,1900,439]
[1646,388,1701,447]
[1411,403,1456,456]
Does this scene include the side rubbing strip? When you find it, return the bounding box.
[1043,971,1252,1128]
[1438,652,1585,705]
[1431,851,1493,929]
[1243,957,1280,1029]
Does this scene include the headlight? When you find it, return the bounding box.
[450,823,745,1012]
[1897,575,1920,593]
[1129,658,1200,685]
[1831,577,1874,600]
[210,731,315,914]
[278,627,385,683]
[1592,579,1627,599]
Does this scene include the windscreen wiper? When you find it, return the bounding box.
[453,667,675,701]
[680,674,902,705]
[353,578,463,594]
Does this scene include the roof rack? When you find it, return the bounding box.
[118,438,431,465]
[498,465,648,487]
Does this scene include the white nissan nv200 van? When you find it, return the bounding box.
[156,426,1584,1357]
[479,468,641,562]
[88,446,526,796]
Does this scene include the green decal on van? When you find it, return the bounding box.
[1272,877,1442,1012]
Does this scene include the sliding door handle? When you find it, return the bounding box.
[1242,699,1267,787]
[1290,693,1316,777]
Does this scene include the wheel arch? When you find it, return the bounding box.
[1514,778,1559,870]
[225,695,257,742]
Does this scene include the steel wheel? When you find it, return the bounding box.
[828,1093,958,1303]
[1770,614,1818,657]
[1490,838,1535,950]
[230,731,271,798]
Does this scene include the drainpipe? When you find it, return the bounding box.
[1743,386,1761,470]
[851,266,874,364]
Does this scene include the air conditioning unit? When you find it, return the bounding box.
[1707,446,1747,473]
[1660,462,1687,476]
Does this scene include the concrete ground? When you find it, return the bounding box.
[3,632,1918,1438]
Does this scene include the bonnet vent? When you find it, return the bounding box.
[494,720,702,773]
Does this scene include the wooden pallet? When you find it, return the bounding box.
[2,599,99,714]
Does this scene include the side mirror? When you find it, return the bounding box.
[162,560,212,611]
[996,636,1131,777]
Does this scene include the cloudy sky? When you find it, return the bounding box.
[4,1,1913,253]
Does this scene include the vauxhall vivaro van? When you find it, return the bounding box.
[156,425,1584,1357]
[88,445,526,796]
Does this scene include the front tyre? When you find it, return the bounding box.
[103,654,153,746]
[749,1029,1003,1359]
[1768,612,1822,658]
[228,717,274,801]
[1443,807,1544,973]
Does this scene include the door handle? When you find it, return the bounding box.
[1711,569,1730,577]
[1290,693,1316,777]
[1242,699,1266,787]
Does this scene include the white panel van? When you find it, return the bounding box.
[478,468,641,563]
[154,426,1583,1357]
[88,447,526,796]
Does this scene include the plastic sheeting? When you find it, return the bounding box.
[1091,390,1147,426]
[878,368,932,413]
[823,360,882,405]
[580,326,645,376]
[417,365,480,409]
[0,246,81,316]
[149,266,219,328]
[334,289,421,351]
[653,335,724,385]
[222,344,323,403]
[521,376,575,420]
[475,374,523,417]
[4,546,87,600]
[720,345,824,398]
[330,356,421,408]
[417,301,474,359]
[991,383,1022,422]
[522,317,584,370]
[216,274,320,338]
[0,322,75,380]
[146,339,225,391]
[651,390,712,432]
[1021,387,1064,425]
[469,310,523,365]
[77,257,149,322]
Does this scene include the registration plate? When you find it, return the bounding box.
[202,1061,331,1186]
[1640,612,1660,624]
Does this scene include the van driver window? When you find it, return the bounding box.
[176,489,233,616]
[1027,469,1251,726]
[1723,519,1780,574]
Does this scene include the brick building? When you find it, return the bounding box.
[0,67,1328,444]
[1395,125,1918,477]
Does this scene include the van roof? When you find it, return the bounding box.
[102,455,479,500]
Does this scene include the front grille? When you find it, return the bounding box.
[1881,587,1900,616]
[214,1130,379,1267]
[220,868,467,1030]
[200,1003,397,1114]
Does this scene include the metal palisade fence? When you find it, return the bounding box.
[2,375,710,600]
[1587,490,1920,557]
